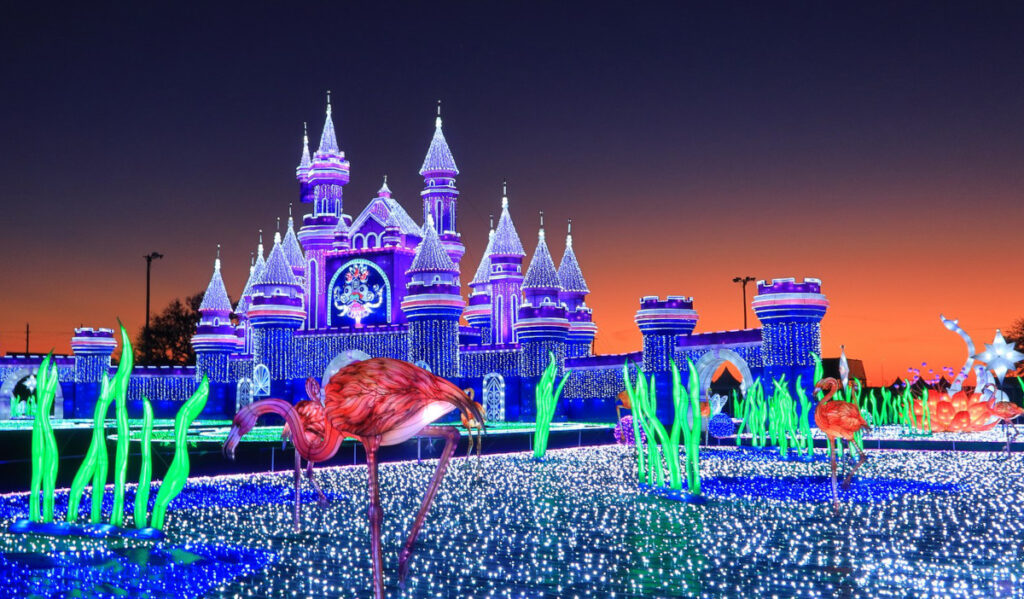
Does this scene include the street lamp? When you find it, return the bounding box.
[732,276,756,329]
[144,252,164,345]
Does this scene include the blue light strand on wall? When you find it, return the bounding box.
[408,320,460,379]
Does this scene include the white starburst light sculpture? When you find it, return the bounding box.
[971,330,1024,383]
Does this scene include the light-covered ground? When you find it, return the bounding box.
[1,445,1023,598]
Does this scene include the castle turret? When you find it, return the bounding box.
[635,296,699,373]
[557,220,596,357]
[464,222,495,343]
[248,232,305,397]
[515,219,570,377]
[192,249,237,382]
[70,327,117,418]
[488,185,526,345]
[751,277,829,391]
[299,94,350,330]
[419,104,464,265]
[401,215,465,378]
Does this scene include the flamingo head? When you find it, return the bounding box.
[223,404,259,460]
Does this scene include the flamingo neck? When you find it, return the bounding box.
[245,398,322,456]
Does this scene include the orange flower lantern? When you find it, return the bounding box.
[911,391,998,433]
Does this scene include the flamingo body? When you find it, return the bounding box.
[224,357,483,599]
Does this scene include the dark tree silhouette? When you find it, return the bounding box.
[134,292,205,366]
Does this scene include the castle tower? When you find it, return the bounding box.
[488,185,526,345]
[192,248,237,382]
[419,104,464,265]
[295,122,313,204]
[401,215,465,378]
[557,221,596,357]
[751,277,829,390]
[464,223,495,344]
[70,327,117,418]
[515,218,570,377]
[635,296,699,373]
[248,232,305,397]
[298,94,350,330]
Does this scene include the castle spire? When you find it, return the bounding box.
[282,205,306,273]
[317,90,340,155]
[522,224,560,290]
[558,219,589,294]
[297,122,311,173]
[409,214,458,274]
[419,102,458,176]
[491,182,525,257]
[471,227,496,286]
[199,247,232,313]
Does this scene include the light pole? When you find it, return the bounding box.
[144,252,164,346]
[732,276,756,329]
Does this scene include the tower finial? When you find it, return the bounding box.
[289,203,293,218]
[501,179,508,209]
[539,211,544,229]
[435,99,442,128]
[258,229,263,246]
[490,214,494,230]
[383,173,388,185]
[250,250,254,267]
[566,218,573,247]
[276,216,281,233]
[303,121,308,143]
[326,90,332,115]
[214,244,221,271]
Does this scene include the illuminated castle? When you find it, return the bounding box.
[0,99,830,423]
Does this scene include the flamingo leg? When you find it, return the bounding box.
[398,424,459,584]
[841,439,867,490]
[364,436,384,599]
[827,436,839,512]
[306,458,328,507]
[292,449,303,532]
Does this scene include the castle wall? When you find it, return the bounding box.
[293,327,409,380]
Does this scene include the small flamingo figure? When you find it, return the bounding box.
[815,377,870,510]
[458,389,485,459]
[224,357,483,599]
[989,399,1024,456]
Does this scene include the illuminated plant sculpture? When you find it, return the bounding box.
[28,354,59,524]
[150,378,209,530]
[14,324,207,538]
[533,353,569,459]
[623,359,702,495]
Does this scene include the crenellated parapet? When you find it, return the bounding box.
[635,295,698,372]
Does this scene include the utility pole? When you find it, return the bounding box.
[144,252,164,347]
[25,323,29,354]
[731,276,756,329]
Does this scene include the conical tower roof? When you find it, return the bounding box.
[419,112,459,176]
[409,216,458,274]
[471,228,495,286]
[296,122,311,176]
[522,229,561,289]
[491,190,525,256]
[557,229,589,294]
[258,232,300,286]
[199,252,233,312]
[282,211,305,269]
[317,93,340,155]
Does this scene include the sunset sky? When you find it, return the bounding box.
[1,3,1023,385]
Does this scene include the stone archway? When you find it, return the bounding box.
[693,348,753,402]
